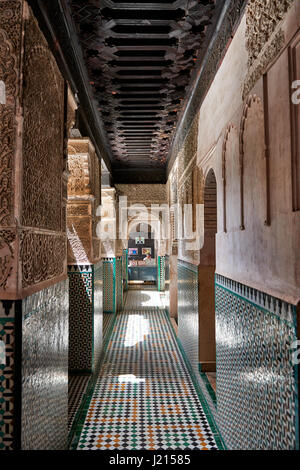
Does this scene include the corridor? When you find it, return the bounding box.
[71,290,223,450]
[1,0,299,453]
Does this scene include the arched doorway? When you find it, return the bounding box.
[198,169,217,386]
[127,222,157,287]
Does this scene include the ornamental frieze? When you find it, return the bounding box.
[243,0,293,99]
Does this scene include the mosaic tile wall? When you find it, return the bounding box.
[116,256,123,312]
[103,258,116,313]
[68,266,93,371]
[158,256,165,291]
[178,261,199,373]
[215,274,299,450]
[103,312,115,343]
[68,264,103,372]
[122,249,128,291]
[93,262,103,369]
[21,279,69,450]
[0,301,15,450]
[177,261,218,424]
[68,374,90,433]
[165,255,170,300]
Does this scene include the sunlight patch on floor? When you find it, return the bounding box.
[124,314,150,347]
[118,374,145,384]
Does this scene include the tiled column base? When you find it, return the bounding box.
[158,256,166,291]
[0,278,69,450]
[68,262,103,373]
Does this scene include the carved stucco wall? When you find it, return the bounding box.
[0,1,23,296]
[244,0,294,98]
[115,184,168,257]
[67,138,103,375]
[195,0,300,304]
[0,2,69,450]
[101,187,117,257]
[0,1,67,300]
[67,138,101,265]
[115,184,167,206]
[168,117,202,265]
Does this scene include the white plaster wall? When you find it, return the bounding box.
[195,8,300,304]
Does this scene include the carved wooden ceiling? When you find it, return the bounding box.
[68,0,221,173]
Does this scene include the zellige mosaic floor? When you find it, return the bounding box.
[73,298,222,450]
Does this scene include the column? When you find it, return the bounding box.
[0,1,68,449]
[67,137,102,373]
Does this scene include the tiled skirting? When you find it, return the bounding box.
[22,280,69,450]
[177,261,198,373]
[177,261,217,426]
[0,279,69,450]
[177,263,299,449]
[103,257,123,313]
[94,263,103,369]
[157,256,165,291]
[0,301,16,450]
[103,313,115,342]
[68,262,103,373]
[68,375,90,432]
[215,274,299,450]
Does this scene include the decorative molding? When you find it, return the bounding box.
[243,30,285,100]
[22,12,65,232]
[239,94,266,229]
[0,230,15,290]
[222,125,235,233]
[167,0,247,174]
[289,31,300,212]
[245,0,293,68]
[0,1,23,227]
[199,143,217,169]
[243,0,293,100]
[263,74,271,226]
[20,232,66,289]
[215,273,296,320]
[67,155,88,196]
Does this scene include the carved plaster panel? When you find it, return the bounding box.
[22,11,65,232]
[20,231,66,289]
[244,0,293,99]
[0,1,23,227]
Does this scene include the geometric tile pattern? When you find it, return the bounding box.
[124,289,168,311]
[103,259,116,313]
[157,256,165,292]
[0,318,15,450]
[177,261,199,374]
[75,305,223,450]
[103,313,115,343]
[215,274,299,450]
[116,256,123,312]
[165,255,170,294]
[21,280,69,450]
[68,264,103,373]
[93,262,103,370]
[68,375,90,432]
[122,249,128,291]
[177,261,218,421]
[68,266,93,371]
